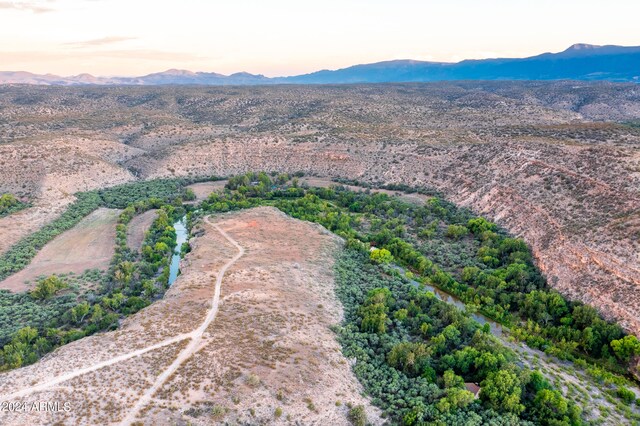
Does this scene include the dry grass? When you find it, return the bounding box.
[0,83,637,337]
[0,208,120,292]
[126,209,157,252]
[186,181,226,201]
[141,207,382,425]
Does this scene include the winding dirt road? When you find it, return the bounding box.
[0,216,245,425]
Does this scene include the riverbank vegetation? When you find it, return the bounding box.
[198,174,638,373]
[193,172,640,424]
[334,248,582,425]
[0,179,196,282]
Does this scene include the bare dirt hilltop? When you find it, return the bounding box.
[0,207,382,425]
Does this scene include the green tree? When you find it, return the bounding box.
[90,304,105,325]
[13,326,38,344]
[531,389,581,425]
[70,302,91,324]
[610,335,640,362]
[370,248,394,264]
[387,342,431,377]
[437,387,475,412]
[359,303,388,334]
[445,224,468,240]
[467,217,497,234]
[114,261,135,287]
[481,369,524,414]
[443,369,464,389]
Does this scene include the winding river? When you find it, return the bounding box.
[392,265,505,337]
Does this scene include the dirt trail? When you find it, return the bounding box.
[0,333,191,400]
[119,218,244,425]
[0,216,244,426]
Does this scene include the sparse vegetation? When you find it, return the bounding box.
[348,404,367,426]
[0,82,638,425]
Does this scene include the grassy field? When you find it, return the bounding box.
[126,209,157,252]
[0,208,120,292]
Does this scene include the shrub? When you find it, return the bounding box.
[445,224,468,240]
[348,405,367,426]
[31,276,68,300]
[616,387,636,404]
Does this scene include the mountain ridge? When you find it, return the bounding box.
[2,43,639,85]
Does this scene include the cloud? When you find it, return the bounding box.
[0,1,54,13]
[64,36,138,48]
[98,49,205,61]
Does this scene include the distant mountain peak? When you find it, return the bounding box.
[229,71,265,78]
[565,43,602,51]
[157,69,196,76]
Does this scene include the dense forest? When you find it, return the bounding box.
[335,248,581,425]
[1,173,639,424]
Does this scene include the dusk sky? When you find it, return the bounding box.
[1,0,639,77]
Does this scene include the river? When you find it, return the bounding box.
[168,216,188,286]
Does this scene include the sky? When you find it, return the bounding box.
[1,0,639,77]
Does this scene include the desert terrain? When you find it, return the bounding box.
[0,82,637,335]
[0,207,381,425]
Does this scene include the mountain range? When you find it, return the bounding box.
[2,43,639,85]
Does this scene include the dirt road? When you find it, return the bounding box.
[119,219,244,425]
